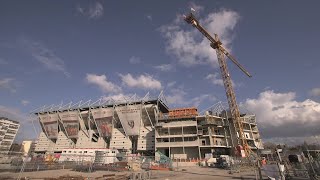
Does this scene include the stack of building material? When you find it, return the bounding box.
[168,108,198,118]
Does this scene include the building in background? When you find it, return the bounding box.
[10,143,23,153]
[33,95,263,160]
[0,117,20,154]
[21,140,36,156]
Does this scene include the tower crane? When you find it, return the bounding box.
[184,12,253,157]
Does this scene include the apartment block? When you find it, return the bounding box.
[0,117,20,154]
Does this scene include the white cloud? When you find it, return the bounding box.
[310,88,320,97]
[88,2,103,19]
[166,88,188,106]
[19,37,70,77]
[190,94,216,107]
[76,5,84,14]
[0,58,8,65]
[129,56,141,64]
[102,93,140,103]
[86,73,121,93]
[205,73,224,86]
[264,136,320,146]
[166,87,215,108]
[244,90,320,139]
[160,9,239,67]
[205,73,238,87]
[21,100,30,106]
[77,2,104,19]
[146,15,152,21]
[0,78,16,93]
[0,105,26,121]
[167,81,176,88]
[154,64,175,72]
[119,73,162,90]
[189,2,204,14]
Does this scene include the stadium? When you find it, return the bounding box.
[32,92,263,161]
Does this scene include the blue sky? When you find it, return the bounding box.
[1,1,320,144]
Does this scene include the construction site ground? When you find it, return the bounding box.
[0,166,271,180]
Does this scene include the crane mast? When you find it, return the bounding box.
[184,13,252,157]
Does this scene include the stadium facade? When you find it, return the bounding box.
[33,94,263,159]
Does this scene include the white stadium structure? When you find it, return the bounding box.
[33,94,169,155]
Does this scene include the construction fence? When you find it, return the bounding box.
[1,154,173,174]
[197,152,320,179]
[0,155,166,180]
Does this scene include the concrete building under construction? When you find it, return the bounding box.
[155,103,263,159]
[33,94,263,160]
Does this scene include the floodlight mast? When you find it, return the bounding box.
[184,12,252,157]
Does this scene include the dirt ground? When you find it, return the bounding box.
[150,166,268,180]
[0,166,269,180]
[0,169,128,179]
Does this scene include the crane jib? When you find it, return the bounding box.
[189,15,252,78]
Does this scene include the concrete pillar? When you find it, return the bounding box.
[168,127,171,158]
[182,126,185,154]
[224,126,228,147]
